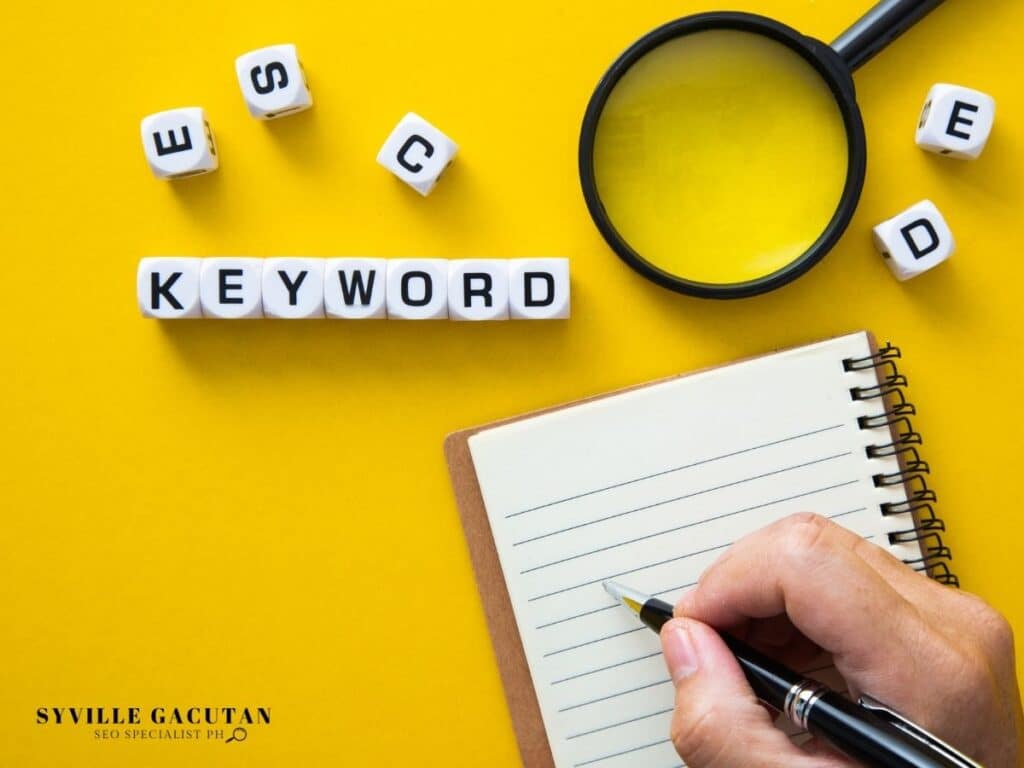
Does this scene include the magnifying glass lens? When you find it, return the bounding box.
[592,29,850,286]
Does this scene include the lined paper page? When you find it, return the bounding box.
[468,333,921,768]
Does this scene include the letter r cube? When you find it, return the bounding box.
[447,260,510,321]
[872,200,954,282]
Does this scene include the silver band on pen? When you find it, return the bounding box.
[784,680,828,731]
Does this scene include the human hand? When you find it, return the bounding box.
[660,512,1023,767]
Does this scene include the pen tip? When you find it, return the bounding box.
[603,580,649,614]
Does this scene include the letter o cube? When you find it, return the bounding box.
[916,83,995,160]
[386,259,449,319]
[872,200,954,282]
[140,107,218,179]
[377,113,457,196]
[235,44,312,120]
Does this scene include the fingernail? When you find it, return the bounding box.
[662,621,699,682]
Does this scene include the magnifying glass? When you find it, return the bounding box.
[225,726,248,743]
[579,0,946,299]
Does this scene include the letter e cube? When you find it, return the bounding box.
[140,108,218,179]
[916,83,995,160]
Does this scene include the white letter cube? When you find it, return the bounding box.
[324,258,387,319]
[138,258,202,318]
[140,107,218,178]
[262,258,325,318]
[386,259,449,319]
[916,83,995,160]
[447,260,510,321]
[377,113,457,196]
[872,200,954,281]
[200,258,264,319]
[509,258,570,319]
[235,44,312,120]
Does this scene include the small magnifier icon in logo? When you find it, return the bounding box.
[225,727,247,744]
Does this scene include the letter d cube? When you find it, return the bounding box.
[872,200,954,282]
[377,113,457,196]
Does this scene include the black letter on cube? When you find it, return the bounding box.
[899,219,940,260]
[946,101,979,140]
[251,62,289,95]
[277,270,309,306]
[153,126,193,156]
[397,136,434,173]
[151,272,184,310]
[524,272,555,306]
[463,273,493,308]
[401,271,433,306]
[219,269,244,304]
[339,271,376,306]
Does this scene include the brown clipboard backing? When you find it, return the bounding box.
[442,332,888,767]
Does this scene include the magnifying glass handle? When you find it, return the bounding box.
[831,0,946,72]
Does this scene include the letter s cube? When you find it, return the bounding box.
[377,113,457,196]
[140,108,218,179]
[915,83,995,160]
[235,44,312,119]
[872,200,954,282]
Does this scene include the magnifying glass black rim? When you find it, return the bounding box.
[579,12,868,299]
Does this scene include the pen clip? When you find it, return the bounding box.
[857,694,984,768]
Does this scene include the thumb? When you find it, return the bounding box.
[661,618,821,768]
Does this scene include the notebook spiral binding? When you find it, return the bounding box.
[843,343,960,588]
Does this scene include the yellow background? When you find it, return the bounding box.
[1,0,1021,765]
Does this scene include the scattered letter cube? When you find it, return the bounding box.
[386,259,449,319]
[235,44,313,119]
[377,113,457,196]
[508,258,571,319]
[447,260,510,321]
[140,107,218,179]
[200,258,264,319]
[324,258,387,319]
[916,83,995,160]
[873,200,954,281]
[138,258,203,318]
[262,258,325,318]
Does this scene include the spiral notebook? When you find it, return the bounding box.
[444,331,956,768]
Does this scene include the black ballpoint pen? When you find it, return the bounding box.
[602,580,982,768]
